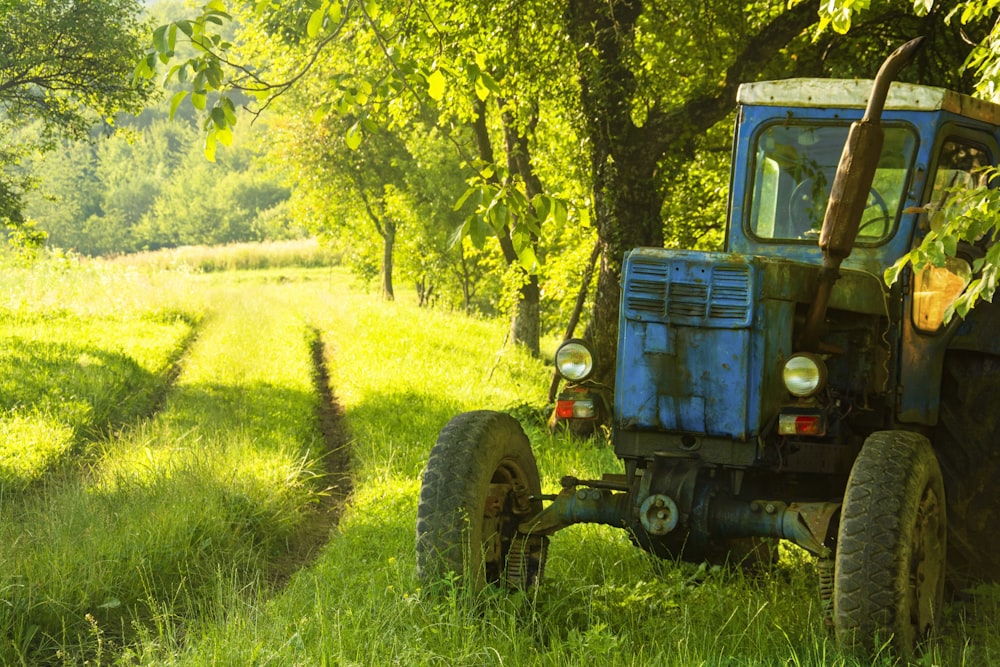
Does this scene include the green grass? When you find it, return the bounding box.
[0,264,334,662]
[1,254,998,665]
[0,312,195,484]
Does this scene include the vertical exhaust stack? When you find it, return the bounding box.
[797,37,925,353]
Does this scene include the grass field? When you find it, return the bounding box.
[1,247,998,665]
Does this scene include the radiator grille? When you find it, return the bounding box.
[624,255,753,327]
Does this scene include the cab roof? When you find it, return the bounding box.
[737,79,1000,126]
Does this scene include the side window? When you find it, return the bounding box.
[926,140,990,209]
[912,138,991,333]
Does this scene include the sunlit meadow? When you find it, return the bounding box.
[1,245,997,665]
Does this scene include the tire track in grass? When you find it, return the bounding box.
[0,276,353,664]
[271,330,354,585]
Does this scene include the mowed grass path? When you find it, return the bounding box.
[2,260,999,665]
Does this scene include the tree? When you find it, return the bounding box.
[137,0,575,355]
[136,0,988,385]
[0,0,153,242]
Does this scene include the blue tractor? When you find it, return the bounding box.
[416,39,1000,655]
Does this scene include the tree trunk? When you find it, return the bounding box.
[565,0,821,391]
[566,0,663,387]
[503,105,543,357]
[381,220,396,301]
[510,272,541,357]
[457,241,474,314]
[471,97,544,355]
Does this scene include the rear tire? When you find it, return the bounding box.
[936,351,1000,587]
[415,411,547,589]
[834,430,946,657]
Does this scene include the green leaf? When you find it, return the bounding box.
[152,25,170,55]
[449,218,469,249]
[205,63,222,89]
[884,257,907,287]
[912,0,933,16]
[221,96,237,125]
[427,69,446,101]
[169,90,188,120]
[531,194,551,222]
[310,103,331,124]
[454,186,479,211]
[941,233,957,257]
[210,106,227,130]
[470,216,490,247]
[191,91,207,110]
[552,198,568,226]
[216,125,233,147]
[474,74,491,102]
[307,4,327,39]
[345,122,363,150]
[486,202,508,231]
[204,130,218,162]
[515,244,539,273]
[478,71,501,96]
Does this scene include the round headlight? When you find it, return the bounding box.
[555,339,594,381]
[783,353,827,398]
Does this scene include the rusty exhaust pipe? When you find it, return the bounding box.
[797,36,925,352]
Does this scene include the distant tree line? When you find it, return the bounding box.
[21,104,296,256]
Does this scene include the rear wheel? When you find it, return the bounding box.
[936,351,1000,587]
[416,410,547,589]
[834,430,946,657]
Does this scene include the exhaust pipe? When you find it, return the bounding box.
[797,36,925,352]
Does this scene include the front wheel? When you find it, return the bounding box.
[415,411,547,590]
[834,430,946,657]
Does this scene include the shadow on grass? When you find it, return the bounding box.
[1,339,163,429]
[0,330,359,664]
[0,332,196,487]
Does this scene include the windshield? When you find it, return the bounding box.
[748,123,917,243]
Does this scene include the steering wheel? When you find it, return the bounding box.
[856,187,891,238]
[788,179,891,239]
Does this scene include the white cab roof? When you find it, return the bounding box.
[737,79,1000,125]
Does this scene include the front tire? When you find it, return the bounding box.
[416,411,547,590]
[834,430,946,657]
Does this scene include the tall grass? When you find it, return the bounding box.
[107,238,341,273]
[0,264,334,663]
[123,268,1000,666]
[2,255,998,665]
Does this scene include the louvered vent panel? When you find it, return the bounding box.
[626,262,669,315]
[708,266,752,322]
[667,282,708,318]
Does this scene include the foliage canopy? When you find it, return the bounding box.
[0,0,153,240]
